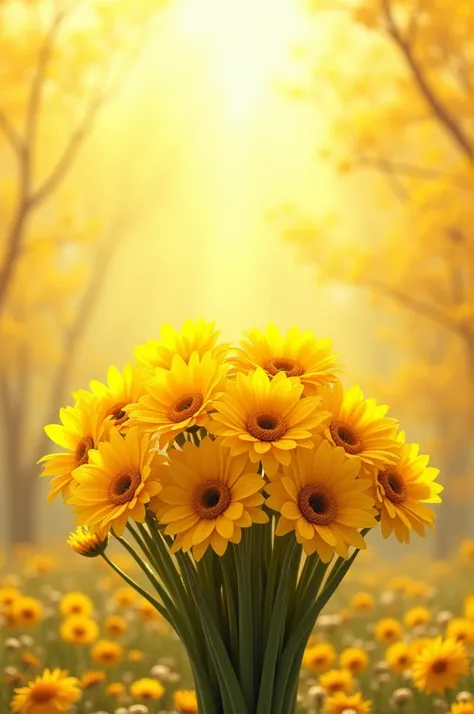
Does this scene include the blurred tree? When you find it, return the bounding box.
[278,0,474,557]
[0,0,167,548]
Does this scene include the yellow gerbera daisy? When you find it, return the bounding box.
[350,592,374,613]
[302,643,337,674]
[319,668,354,694]
[104,615,127,637]
[90,363,147,431]
[60,616,99,645]
[11,668,81,714]
[81,670,106,689]
[67,526,109,558]
[107,682,126,698]
[404,606,431,629]
[210,368,326,476]
[174,689,198,713]
[127,351,227,448]
[0,587,21,617]
[375,432,442,543]
[375,618,403,643]
[59,592,94,617]
[114,587,137,608]
[91,640,123,667]
[130,678,165,700]
[135,318,228,371]
[450,704,474,714]
[339,647,369,674]
[412,637,469,694]
[446,618,474,646]
[39,391,107,502]
[229,324,339,395]
[68,427,163,536]
[128,649,144,662]
[325,691,372,714]
[152,437,267,560]
[266,439,377,560]
[386,641,413,673]
[10,597,44,629]
[319,379,399,475]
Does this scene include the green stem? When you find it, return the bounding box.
[236,532,255,712]
[220,547,239,668]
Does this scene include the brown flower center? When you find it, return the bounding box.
[431,658,447,674]
[168,393,204,423]
[108,469,141,505]
[75,436,94,466]
[193,480,232,520]
[73,626,85,637]
[329,420,363,455]
[246,411,287,442]
[107,402,128,426]
[30,683,57,703]
[22,609,34,619]
[298,485,337,525]
[378,470,407,504]
[265,357,304,378]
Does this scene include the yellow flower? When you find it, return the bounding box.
[459,539,474,564]
[60,616,99,646]
[135,318,227,371]
[104,615,127,637]
[59,592,94,618]
[39,391,107,501]
[106,682,126,698]
[81,670,106,689]
[407,579,431,599]
[375,433,442,544]
[128,649,144,662]
[446,618,474,646]
[11,668,81,714]
[90,363,147,431]
[266,439,377,560]
[387,576,413,596]
[130,678,165,700]
[324,691,372,714]
[91,640,123,667]
[137,597,164,623]
[67,526,109,558]
[404,606,431,629]
[339,647,369,674]
[450,704,474,714]
[319,379,399,475]
[25,554,57,576]
[114,587,137,608]
[11,597,44,628]
[128,351,227,447]
[464,595,474,621]
[0,586,21,617]
[210,368,326,476]
[68,427,162,536]
[412,637,469,694]
[350,592,375,613]
[386,641,413,673]
[375,618,403,643]
[229,324,339,395]
[302,643,337,674]
[319,668,354,694]
[174,689,198,712]
[152,437,267,560]
[20,652,41,669]
[410,637,433,658]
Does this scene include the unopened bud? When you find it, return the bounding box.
[392,688,412,707]
[5,638,20,651]
[436,611,453,626]
[129,706,149,714]
[433,699,448,714]
[151,665,170,679]
[456,692,473,703]
[308,685,326,705]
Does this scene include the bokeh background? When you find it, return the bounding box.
[0,0,472,561]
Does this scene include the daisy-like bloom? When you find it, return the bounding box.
[91,640,123,667]
[25,554,57,576]
[68,427,163,536]
[90,363,147,431]
[450,703,474,714]
[319,379,399,476]
[446,618,474,646]
[106,682,126,699]
[11,668,81,714]
[412,637,469,694]
[266,440,377,560]
[410,637,433,658]
[137,597,163,622]
[0,587,21,617]
[128,351,227,448]
[375,618,403,643]
[21,652,41,669]
[60,616,99,646]
[152,437,267,560]
[339,647,369,674]
[39,391,107,502]
[128,649,144,662]
[174,689,198,713]
[324,691,372,714]
[135,318,228,372]
[386,641,413,673]
[114,587,137,608]
[302,643,337,674]
[130,678,165,700]
[387,575,413,596]
[104,615,127,638]
[211,367,328,476]
[319,669,354,694]
[67,526,109,558]
[11,597,44,629]
[404,606,431,629]
[229,324,339,395]
[375,432,443,543]
[81,670,106,689]
[59,592,93,618]
[459,539,474,565]
[350,592,375,613]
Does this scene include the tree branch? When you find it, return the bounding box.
[381,0,473,161]
[0,110,24,155]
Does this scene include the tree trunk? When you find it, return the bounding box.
[6,471,37,549]
[434,436,472,559]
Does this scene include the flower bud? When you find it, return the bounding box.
[433,699,448,714]
[151,665,170,679]
[129,706,149,714]
[114,709,128,714]
[436,611,453,626]
[19,635,34,648]
[308,685,326,706]
[5,638,20,651]
[392,688,412,707]
[374,661,390,676]
[456,692,473,703]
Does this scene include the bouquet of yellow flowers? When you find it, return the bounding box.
[40,319,443,714]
